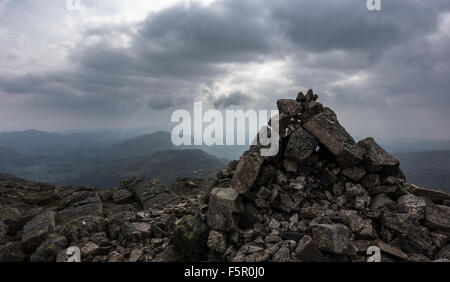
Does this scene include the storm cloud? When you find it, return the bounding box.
[0,0,449,142]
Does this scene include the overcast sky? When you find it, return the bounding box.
[0,0,449,142]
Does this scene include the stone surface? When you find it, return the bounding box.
[277,99,303,116]
[231,150,264,194]
[357,137,400,173]
[424,204,450,231]
[207,188,243,232]
[303,108,364,168]
[312,224,351,254]
[174,215,209,261]
[284,128,318,163]
[397,194,426,221]
[22,211,55,253]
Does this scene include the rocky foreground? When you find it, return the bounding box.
[1,90,450,262]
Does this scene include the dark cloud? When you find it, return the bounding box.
[0,0,449,141]
[212,91,253,109]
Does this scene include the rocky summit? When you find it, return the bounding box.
[1,90,450,262]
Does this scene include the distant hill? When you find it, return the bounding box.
[0,130,119,157]
[59,149,227,188]
[105,131,177,160]
[395,150,450,193]
[383,140,450,153]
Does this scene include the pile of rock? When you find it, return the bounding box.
[0,90,449,262]
[0,176,212,262]
[205,90,450,262]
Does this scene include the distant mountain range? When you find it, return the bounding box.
[394,150,450,193]
[0,129,449,192]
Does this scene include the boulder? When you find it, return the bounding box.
[207,188,243,232]
[277,99,303,116]
[338,210,365,232]
[207,230,227,254]
[6,207,43,236]
[174,215,209,261]
[303,108,364,167]
[342,167,366,182]
[22,211,55,253]
[0,221,6,243]
[112,189,133,204]
[424,204,450,231]
[232,150,264,194]
[284,128,318,163]
[397,194,426,221]
[312,224,351,254]
[403,183,450,204]
[30,234,67,262]
[0,242,26,262]
[107,211,137,240]
[57,191,102,223]
[357,137,399,173]
[119,222,152,244]
[126,179,178,209]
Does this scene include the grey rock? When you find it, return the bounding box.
[435,245,450,260]
[368,185,397,195]
[397,194,426,221]
[345,183,366,197]
[30,234,67,262]
[22,211,55,253]
[0,221,6,243]
[277,99,303,116]
[342,167,366,182]
[354,195,371,210]
[303,108,364,168]
[360,174,380,188]
[174,215,209,261]
[112,189,133,204]
[357,137,399,173]
[207,230,227,254]
[338,210,365,232]
[232,150,264,194]
[0,242,26,262]
[207,188,243,232]
[403,183,450,205]
[57,191,102,223]
[127,179,177,209]
[381,212,409,234]
[272,245,290,262]
[120,222,152,244]
[107,211,137,240]
[312,224,351,254]
[370,194,396,211]
[424,204,450,231]
[284,128,317,163]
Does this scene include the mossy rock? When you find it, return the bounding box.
[173,215,209,261]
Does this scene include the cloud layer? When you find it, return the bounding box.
[0,0,449,142]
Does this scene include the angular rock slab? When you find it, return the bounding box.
[303,108,364,168]
[277,99,303,116]
[357,137,399,173]
[126,179,178,209]
[57,191,102,223]
[311,224,351,254]
[232,150,264,194]
[284,127,318,163]
[174,215,209,261]
[424,204,450,231]
[22,211,55,253]
[207,188,243,232]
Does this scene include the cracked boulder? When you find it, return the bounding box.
[303,108,364,168]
